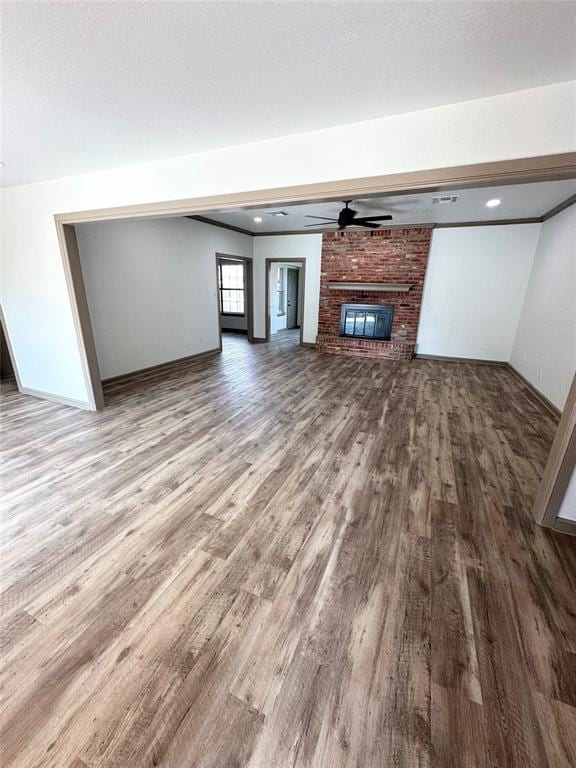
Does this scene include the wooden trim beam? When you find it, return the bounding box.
[54,153,576,225]
[55,223,105,410]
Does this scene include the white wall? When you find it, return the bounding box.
[253,235,322,343]
[558,468,576,522]
[76,218,252,379]
[1,82,574,405]
[417,225,540,361]
[511,205,576,410]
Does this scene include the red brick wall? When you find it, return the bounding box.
[316,228,432,359]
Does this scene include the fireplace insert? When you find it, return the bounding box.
[339,303,393,341]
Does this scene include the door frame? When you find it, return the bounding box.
[0,304,22,389]
[215,253,255,346]
[532,373,576,531]
[265,258,306,345]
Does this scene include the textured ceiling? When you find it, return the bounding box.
[200,180,576,233]
[2,0,576,186]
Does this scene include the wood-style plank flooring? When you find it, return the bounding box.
[1,331,575,768]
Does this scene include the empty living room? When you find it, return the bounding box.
[1,1,576,767]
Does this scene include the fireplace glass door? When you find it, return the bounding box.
[340,304,393,341]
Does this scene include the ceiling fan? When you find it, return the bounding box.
[305,200,393,229]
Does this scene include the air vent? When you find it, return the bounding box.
[432,195,459,204]
[269,211,288,217]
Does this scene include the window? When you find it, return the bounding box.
[276,267,285,316]
[218,260,245,315]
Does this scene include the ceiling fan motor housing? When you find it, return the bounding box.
[338,203,357,227]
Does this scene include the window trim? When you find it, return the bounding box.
[218,260,246,317]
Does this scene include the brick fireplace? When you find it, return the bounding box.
[316,228,432,360]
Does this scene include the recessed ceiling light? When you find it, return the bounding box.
[486,198,501,208]
[253,216,263,223]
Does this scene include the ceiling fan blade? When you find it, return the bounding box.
[304,222,335,227]
[304,215,339,221]
[359,222,380,229]
[353,215,393,223]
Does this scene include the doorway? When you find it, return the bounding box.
[216,253,254,347]
[286,267,299,330]
[265,258,306,345]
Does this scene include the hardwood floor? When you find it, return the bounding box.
[1,335,575,768]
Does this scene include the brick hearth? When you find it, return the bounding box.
[316,228,432,360]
